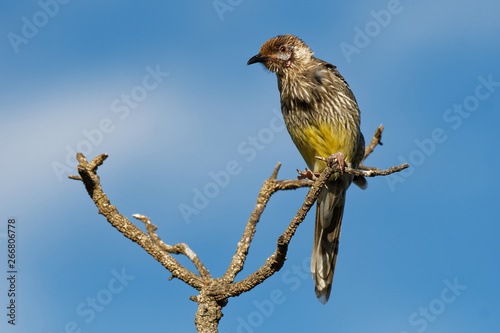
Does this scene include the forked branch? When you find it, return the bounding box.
[69,125,408,332]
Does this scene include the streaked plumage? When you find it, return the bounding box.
[248,35,366,304]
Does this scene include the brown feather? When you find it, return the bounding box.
[312,178,349,304]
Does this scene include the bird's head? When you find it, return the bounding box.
[247,35,313,74]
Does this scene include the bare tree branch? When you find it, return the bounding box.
[362,124,384,164]
[315,156,409,177]
[133,214,211,279]
[209,157,337,299]
[70,124,408,332]
[69,153,205,289]
[222,163,284,283]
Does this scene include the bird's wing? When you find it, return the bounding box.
[312,57,358,103]
[353,132,367,189]
[313,58,367,189]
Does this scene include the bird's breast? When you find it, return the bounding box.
[284,115,357,172]
[278,72,361,172]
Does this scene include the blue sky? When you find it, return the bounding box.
[1,0,499,332]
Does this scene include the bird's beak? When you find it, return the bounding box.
[247,54,268,65]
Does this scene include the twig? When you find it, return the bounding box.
[315,156,409,177]
[69,153,204,289]
[133,214,211,279]
[362,124,384,164]
[221,163,283,283]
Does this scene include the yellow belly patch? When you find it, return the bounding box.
[290,122,355,172]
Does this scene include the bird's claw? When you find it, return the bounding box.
[297,168,318,180]
[328,152,346,175]
[316,153,346,174]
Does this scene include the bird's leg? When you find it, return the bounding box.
[297,168,318,180]
[328,152,346,175]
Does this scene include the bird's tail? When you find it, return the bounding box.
[311,181,346,304]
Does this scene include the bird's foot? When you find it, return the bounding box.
[297,168,318,180]
[318,152,346,175]
[329,152,346,174]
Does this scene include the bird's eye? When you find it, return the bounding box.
[279,45,288,53]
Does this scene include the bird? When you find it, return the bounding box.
[247,35,366,304]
